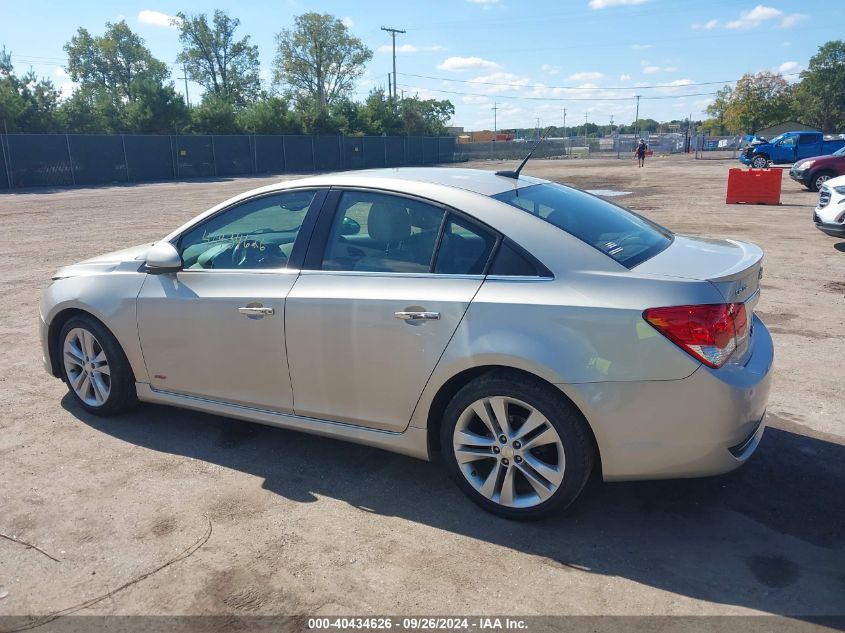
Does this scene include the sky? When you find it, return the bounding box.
[2,0,843,131]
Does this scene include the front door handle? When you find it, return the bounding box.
[395,311,440,321]
[238,306,275,318]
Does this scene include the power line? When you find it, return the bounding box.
[399,71,802,92]
[396,83,720,102]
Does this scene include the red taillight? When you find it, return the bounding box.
[643,303,748,368]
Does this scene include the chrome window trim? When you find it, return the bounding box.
[298,269,486,281]
[174,268,302,276]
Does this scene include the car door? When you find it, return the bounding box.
[798,133,820,160]
[136,189,326,413]
[284,189,498,432]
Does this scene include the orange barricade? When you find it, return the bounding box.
[725,168,782,205]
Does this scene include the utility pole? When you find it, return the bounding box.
[584,112,588,149]
[634,94,641,139]
[536,117,540,139]
[492,101,498,136]
[388,74,392,99]
[179,63,190,107]
[381,26,406,101]
[562,108,567,155]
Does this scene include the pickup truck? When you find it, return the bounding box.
[789,146,845,191]
[739,131,845,169]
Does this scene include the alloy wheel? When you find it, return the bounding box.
[452,396,565,509]
[63,327,111,407]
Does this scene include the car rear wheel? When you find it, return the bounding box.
[440,371,594,520]
[59,315,137,416]
[811,171,835,192]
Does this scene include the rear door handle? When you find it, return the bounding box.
[395,311,440,321]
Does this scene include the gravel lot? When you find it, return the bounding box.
[0,157,843,623]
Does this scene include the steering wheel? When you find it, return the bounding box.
[230,239,287,269]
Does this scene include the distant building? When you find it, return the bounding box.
[757,121,822,138]
[457,130,516,143]
[446,126,465,136]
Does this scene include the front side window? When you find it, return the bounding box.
[322,191,446,273]
[491,183,672,268]
[179,190,316,270]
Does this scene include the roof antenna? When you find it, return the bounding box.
[495,127,551,179]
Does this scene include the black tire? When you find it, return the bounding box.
[440,370,595,520]
[58,315,137,416]
[751,155,769,169]
[810,171,835,193]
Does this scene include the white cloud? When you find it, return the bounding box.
[378,44,445,54]
[541,63,560,75]
[468,72,531,95]
[631,43,653,50]
[778,61,802,74]
[588,0,647,8]
[54,66,67,78]
[341,16,354,29]
[437,56,499,72]
[692,19,719,29]
[663,66,678,73]
[642,65,661,74]
[569,71,604,81]
[726,5,781,29]
[619,74,632,81]
[137,9,180,28]
[779,13,807,28]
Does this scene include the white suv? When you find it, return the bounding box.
[815,174,845,238]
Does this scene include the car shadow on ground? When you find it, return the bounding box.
[834,241,845,253]
[63,396,845,618]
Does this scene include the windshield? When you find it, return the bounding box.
[768,134,785,144]
[491,183,673,268]
[833,146,845,157]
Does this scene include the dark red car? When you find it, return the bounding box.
[789,146,845,191]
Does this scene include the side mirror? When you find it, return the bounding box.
[341,216,361,236]
[144,241,182,273]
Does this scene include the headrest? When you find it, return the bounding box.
[368,201,412,243]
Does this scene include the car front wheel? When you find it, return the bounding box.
[59,315,136,415]
[751,155,769,169]
[441,371,594,520]
[811,171,835,192]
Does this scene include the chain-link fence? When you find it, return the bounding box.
[0,133,458,190]
[693,135,744,160]
[453,133,691,162]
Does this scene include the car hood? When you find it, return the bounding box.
[52,242,153,279]
[635,235,763,303]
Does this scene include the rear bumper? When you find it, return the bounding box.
[562,315,773,481]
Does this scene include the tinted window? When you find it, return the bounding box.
[490,240,549,277]
[799,134,817,145]
[491,183,672,268]
[322,191,445,273]
[434,215,496,275]
[179,190,316,270]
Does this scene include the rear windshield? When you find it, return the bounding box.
[491,182,673,268]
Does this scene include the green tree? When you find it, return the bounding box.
[123,78,190,133]
[175,10,260,106]
[793,40,845,132]
[189,93,239,134]
[723,72,793,134]
[705,85,733,134]
[236,95,301,134]
[0,47,62,132]
[399,96,454,135]
[359,89,401,135]
[273,13,372,113]
[64,21,168,103]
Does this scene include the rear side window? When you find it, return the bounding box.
[489,240,550,277]
[434,215,496,275]
[491,183,672,268]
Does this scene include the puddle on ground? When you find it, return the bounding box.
[586,189,632,197]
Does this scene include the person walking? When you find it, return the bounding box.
[635,139,647,168]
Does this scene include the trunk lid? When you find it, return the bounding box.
[636,235,762,303]
[636,235,763,365]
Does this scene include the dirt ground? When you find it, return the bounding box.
[0,156,843,623]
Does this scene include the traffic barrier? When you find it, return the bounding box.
[725,168,782,205]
